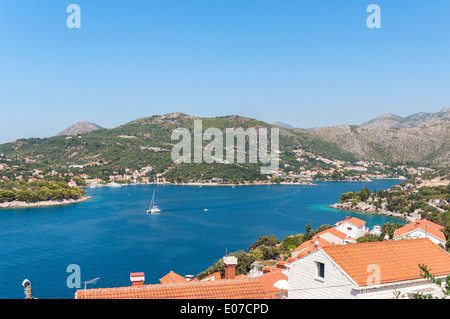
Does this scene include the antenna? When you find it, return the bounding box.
[83,277,100,299]
[225,247,228,257]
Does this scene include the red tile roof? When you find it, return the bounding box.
[322,238,450,287]
[75,278,270,299]
[336,216,366,227]
[292,237,334,256]
[257,268,288,298]
[315,227,347,240]
[159,271,187,285]
[200,272,222,282]
[394,219,446,242]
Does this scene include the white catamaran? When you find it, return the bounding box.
[147,190,161,214]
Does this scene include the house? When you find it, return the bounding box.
[290,227,348,260]
[159,271,196,284]
[287,238,450,299]
[75,275,269,299]
[334,216,368,239]
[75,255,272,299]
[68,180,77,187]
[314,227,347,245]
[370,224,382,236]
[75,254,288,299]
[291,237,334,259]
[394,219,446,248]
[86,178,103,187]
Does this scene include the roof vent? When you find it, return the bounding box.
[130,272,145,287]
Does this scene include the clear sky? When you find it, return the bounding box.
[0,1,449,143]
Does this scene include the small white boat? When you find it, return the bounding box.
[108,182,122,187]
[147,190,161,214]
[204,209,208,212]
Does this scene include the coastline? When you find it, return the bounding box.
[329,202,415,222]
[0,196,91,209]
[93,180,316,188]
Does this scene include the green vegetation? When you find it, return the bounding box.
[356,221,404,243]
[413,264,450,299]
[0,113,413,186]
[196,219,414,281]
[339,183,450,250]
[196,223,336,280]
[196,250,257,280]
[0,180,86,203]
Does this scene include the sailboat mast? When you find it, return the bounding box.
[151,190,155,208]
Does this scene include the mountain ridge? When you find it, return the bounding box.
[361,108,450,129]
[1,111,448,170]
[55,121,103,137]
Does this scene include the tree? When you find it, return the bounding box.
[356,186,371,202]
[248,235,280,252]
[254,245,279,260]
[356,234,380,243]
[250,248,263,260]
[304,222,313,241]
[196,250,256,280]
[280,234,304,251]
[380,221,404,240]
[413,264,450,299]
[0,190,15,202]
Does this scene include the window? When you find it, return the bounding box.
[347,227,352,231]
[316,262,325,279]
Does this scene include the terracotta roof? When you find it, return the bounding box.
[262,266,278,273]
[200,271,222,282]
[315,227,347,240]
[293,237,334,257]
[159,271,187,285]
[336,216,366,227]
[75,278,270,299]
[257,268,288,298]
[322,238,450,287]
[276,261,287,269]
[394,219,446,242]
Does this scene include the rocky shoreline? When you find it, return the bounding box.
[0,196,91,209]
[329,202,416,222]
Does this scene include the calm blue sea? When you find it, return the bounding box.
[0,180,403,299]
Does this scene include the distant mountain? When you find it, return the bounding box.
[0,111,448,172]
[361,108,450,129]
[306,123,450,166]
[273,121,294,129]
[55,121,103,136]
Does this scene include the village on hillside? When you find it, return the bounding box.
[0,149,438,188]
[69,215,450,300]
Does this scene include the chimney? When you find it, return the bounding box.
[346,216,350,220]
[276,261,287,270]
[223,256,238,280]
[22,279,33,299]
[130,272,145,287]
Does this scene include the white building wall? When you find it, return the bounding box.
[354,280,446,299]
[287,250,447,299]
[335,222,359,239]
[394,229,446,248]
[287,250,356,299]
[317,233,344,245]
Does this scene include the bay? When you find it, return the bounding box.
[0,179,403,299]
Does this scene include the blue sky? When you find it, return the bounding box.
[0,1,449,143]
